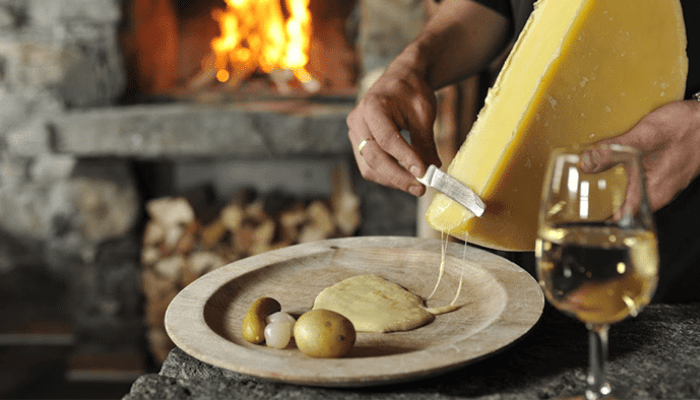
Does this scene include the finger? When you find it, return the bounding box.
[403,92,441,170]
[355,136,426,196]
[405,91,440,167]
[363,94,435,177]
[583,118,666,170]
[409,130,441,168]
[366,108,428,178]
[580,137,646,173]
[349,111,425,195]
[406,98,440,168]
[580,145,618,174]
[348,107,380,163]
[580,144,647,220]
[346,107,369,148]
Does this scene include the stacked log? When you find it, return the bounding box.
[140,165,361,363]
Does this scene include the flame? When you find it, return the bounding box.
[211,0,313,85]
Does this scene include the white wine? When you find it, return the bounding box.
[536,223,658,325]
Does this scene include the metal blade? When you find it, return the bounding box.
[417,165,486,217]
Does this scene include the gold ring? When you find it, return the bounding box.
[357,138,374,155]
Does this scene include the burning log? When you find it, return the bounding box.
[186,53,219,90]
[187,52,259,92]
[140,169,361,363]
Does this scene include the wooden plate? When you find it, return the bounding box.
[165,236,544,387]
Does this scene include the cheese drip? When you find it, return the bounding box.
[427,231,450,300]
[426,234,468,314]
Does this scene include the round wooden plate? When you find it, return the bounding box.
[165,236,544,387]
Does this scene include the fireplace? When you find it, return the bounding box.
[121,0,358,102]
[0,0,428,394]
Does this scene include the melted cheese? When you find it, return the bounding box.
[425,0,688,251]
[427,231,449,300]
[313,274,455,333]
[428,232,467,312]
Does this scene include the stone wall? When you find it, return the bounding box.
[0,0,426,371]
[359,0,425,76]
[0,0,129,265]
[0,0,144,364]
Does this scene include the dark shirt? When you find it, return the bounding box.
[466,0,700,302]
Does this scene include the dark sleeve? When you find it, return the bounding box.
[469,0,512,18]
[432,0,512,19]
[681,0,699,99]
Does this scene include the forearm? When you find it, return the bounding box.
[393,0,511,90]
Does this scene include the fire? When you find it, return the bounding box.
[211,0,313,87]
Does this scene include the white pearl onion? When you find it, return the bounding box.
[266,311,296,325]
[264,321,293,349]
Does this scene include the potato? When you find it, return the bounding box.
[293,309,356,358]
[242,297,281,344]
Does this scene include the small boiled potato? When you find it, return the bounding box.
[242,297,281,344]
[293,309,356,358]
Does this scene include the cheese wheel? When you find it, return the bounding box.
[425,0,688,251]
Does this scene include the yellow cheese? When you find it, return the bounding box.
[313,274,435,333]
[425,0,688,251]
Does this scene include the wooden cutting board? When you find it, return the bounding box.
[165,236,544,387]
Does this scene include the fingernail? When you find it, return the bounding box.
[581,151,591,167]
[581,150,597,170]
[409,166,422,178]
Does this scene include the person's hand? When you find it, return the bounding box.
[581,100,700,211]
[346,53,441,197]
[346,0,510,197]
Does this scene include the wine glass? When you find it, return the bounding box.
[536,144,659,399]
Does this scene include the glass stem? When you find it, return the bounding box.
[586,324,611,400]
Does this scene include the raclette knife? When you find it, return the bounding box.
[417,165,486,217]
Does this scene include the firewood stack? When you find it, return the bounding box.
[140,165,361,363]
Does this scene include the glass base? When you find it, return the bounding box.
[586,383,612,400]
[556,392,618,400]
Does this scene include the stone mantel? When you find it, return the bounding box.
[51,100,355,159]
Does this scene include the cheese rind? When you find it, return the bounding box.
[426,0,688,251]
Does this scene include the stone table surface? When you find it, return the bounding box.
[123,302,700,400]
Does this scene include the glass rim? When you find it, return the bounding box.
[550,143,642,157]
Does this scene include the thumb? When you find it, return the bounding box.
[579,123,656,173]
[579,143,620,173]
